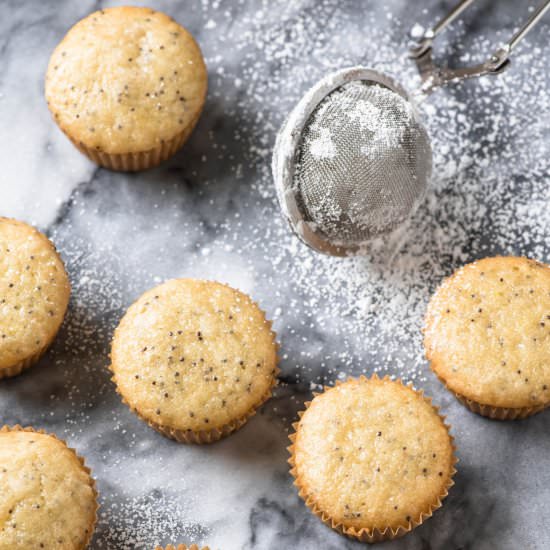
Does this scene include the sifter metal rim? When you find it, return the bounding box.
[272,66,416,257]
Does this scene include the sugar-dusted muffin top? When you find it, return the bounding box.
[0,427,97,549]
[45,6,207,155]
[425,256,550,409]
[111,279,278,432]
[292,377,455,533]
[0,218,70,372]
[155,545,210,550]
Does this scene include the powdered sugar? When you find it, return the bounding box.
[305,81,415,153]
[2,2,550,547]
[49,3,550,544]
[227,1,550,382]
[307,126,336,160]
[96,493,204,549]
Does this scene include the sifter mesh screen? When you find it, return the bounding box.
[293,80,431,245]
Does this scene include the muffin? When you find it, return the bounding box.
[425,256,550,419]
[45,6,207,171]
[0,425,98,549]
[155,546,209,550]
[0,217,70,379]
[110,279,278,443]
[289,376,456,543]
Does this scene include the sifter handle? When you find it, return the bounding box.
[507,0,550,51]
[409,0,475,58]
[409,0,550,96]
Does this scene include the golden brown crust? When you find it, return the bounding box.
[0,425,98,549]
[45,6,207,170]
[111,279,279,443]
[288,376,456,542]
[0,217,70,377]
[425,256,550,417]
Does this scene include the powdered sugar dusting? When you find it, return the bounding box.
[2,1,550,547]
[52,2,550,543]
[308,126,336,160]
[228,1,550,384]
[305,81,415,153]
[97,493,205,549]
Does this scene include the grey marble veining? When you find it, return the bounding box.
[1,1,550,549]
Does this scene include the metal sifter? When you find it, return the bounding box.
[272,0,550,256]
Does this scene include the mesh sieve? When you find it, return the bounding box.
[273,68,432,256]
[294,80,431,247]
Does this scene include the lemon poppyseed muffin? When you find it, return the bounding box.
[289,376,456,542]
[425,256,550,419]
[45,6,207,171]
[0,217,70,379]
[0,425,98,549]
[111,279,278,443]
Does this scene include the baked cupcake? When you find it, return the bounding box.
[289,376,456,543]
[110,279,279,443]
[45,6,207,171]
[0,217,70,379]
[155,545,209,550]
[425,256,550,419]
[0,425,98,548]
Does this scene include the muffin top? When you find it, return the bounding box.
[45,6,207,155]
[155,546,209,550]
[111,279,278,433]
[0,218,70,371]
[425,256,550,409]
[0,427,97,549]
[291,377,455,533]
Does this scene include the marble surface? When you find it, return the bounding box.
[1,0,550,549]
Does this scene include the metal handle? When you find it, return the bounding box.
[508,0,550,50]
[410,0,550,96]
[410,0,475,58]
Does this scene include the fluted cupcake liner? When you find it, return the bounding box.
[110,294,280,444]
[288,374,458,543]
[0,334,61,380]
[432,371,549,420]
[117,371,279,444]
[0,424,99,549]
[0,347,46,380]
[59,108,202,172]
